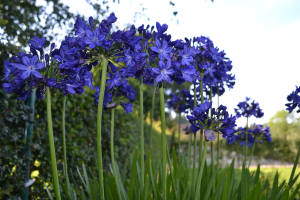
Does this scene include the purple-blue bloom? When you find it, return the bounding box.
[152,60,175,83]
[30,36,46,51]
[151,38,172,61]
[84,28,105,49]
[12,55,45,79]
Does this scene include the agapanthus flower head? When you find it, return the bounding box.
[167,91,188,113]
[187,102,237,141]
[234,97,264,118]
[285,86,300,113]
[227,124,271,146]
[2,33,94,100]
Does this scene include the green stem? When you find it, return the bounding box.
[62,95,70,195]
[178,112,181,151]
[192,85,197,196]
[21,89,36,200]
[248,142,256,168]
[217,87,220,168]
[159,83,167,200]
[139,75,145,189]
[209,86,215,194]
[96,56,108,200]
[150,79,155,149]
[46,87,61,200]
[195,140,208,200]
[245,116,249,165]
[111,109,122,200]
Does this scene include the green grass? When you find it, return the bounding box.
[235,166,300,189]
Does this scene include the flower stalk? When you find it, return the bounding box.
[111,108,122,200]
[150,80,156,149]
[62,95,70,195]
[139,75,145,188]
[96,56,108,200]
[46,87,61,200]
[159,83,167,200]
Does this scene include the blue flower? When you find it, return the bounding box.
[74,18,90,39]
[2,59,15,82]
[11,55,45,79]
[30,36,46,51]
[178,46,193,65]
[121,103,134,114]
[152,60,175,83]
[285,86,300,113]
[84,28,105,49]
[181,66,196,82]
[234,97,264,118]
[151,38,172,61]
[106,72,121,89]
[203,62,216,78]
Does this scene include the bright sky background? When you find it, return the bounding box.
[50,0,300,126]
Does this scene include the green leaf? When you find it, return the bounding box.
[280,186,289,200]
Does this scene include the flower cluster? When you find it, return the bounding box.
[227,124,271,147]
[187,101,237,141]
[234,97,264,118]
[73,14,138,113]
[167,90,189,113]
[116,22,198,86]
[189,36,235,98]
[285,86,300,113]
[2,34,93,100]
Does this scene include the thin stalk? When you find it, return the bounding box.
[209,86,215,194]
[199,78,204,164]
[248,142,256,168]
[46,87,61,200]
[195,140,208,200]
[192,85,197,196]
[21,89,36,200]
[245,116,249,165]
[159,83,167,200]
[96,56,108,200]
[217,87,220,168]
[178,112,181,151]
[139,75,145,189]
[62,95,70,195]
[150,79,155,149]
[110,109,122,200]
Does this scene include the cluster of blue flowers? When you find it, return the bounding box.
[227,124,271,147]
[2,34,94,100]
[285,86,300,113]
[2,12,238,116]
[190,36,235,99]
[234,97,264,118]
[187,101,237,141]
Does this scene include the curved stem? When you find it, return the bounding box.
[46,87,61,200]
[139,75,144,189]
[62,95,70,195]
[159,83,167,200]
[97,57,108,200]
[150,80,155,149]
[111,109,122,200]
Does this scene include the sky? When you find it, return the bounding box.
[47,0,300,126]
